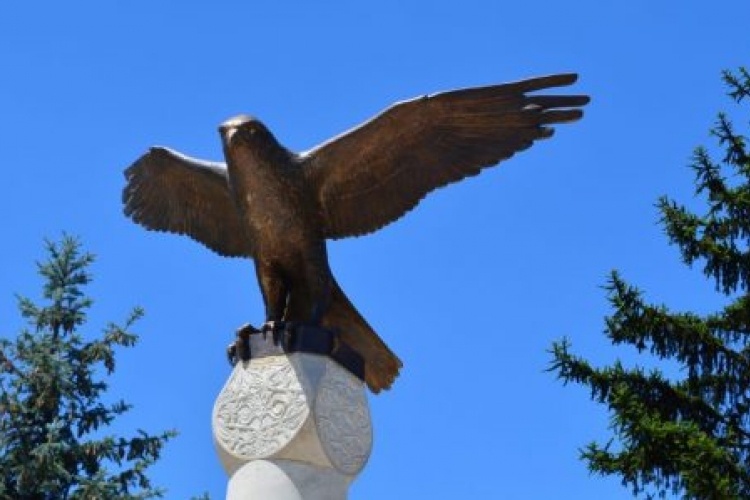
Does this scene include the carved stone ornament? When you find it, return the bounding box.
[213,356,309,461]
[212,352,373,499]
[315,360,372,475]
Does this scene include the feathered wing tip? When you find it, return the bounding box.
[320,278,402,393]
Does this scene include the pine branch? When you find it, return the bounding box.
[724,67,750,104]
[0,237,175,499]
[550,68,750,499]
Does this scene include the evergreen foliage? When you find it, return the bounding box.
[0,236,175,499]
[550,68,750,499]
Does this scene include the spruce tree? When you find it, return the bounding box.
[550,68,750,499]
[0,236,175,499]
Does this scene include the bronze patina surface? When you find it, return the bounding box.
[123,73,589,393]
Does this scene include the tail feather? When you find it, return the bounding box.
[320,278,402,393]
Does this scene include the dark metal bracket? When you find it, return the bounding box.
[227,323,364,382]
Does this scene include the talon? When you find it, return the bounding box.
[227,343,238,366]
[237,322,259,338]
[261,321,277,339]
[228,322,258,364]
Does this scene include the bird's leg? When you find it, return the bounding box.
[304,262,333,327]
[309,282,331,326]
[226,323,258,365]
[256,262,289,340]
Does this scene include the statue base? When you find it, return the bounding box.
[213,327,372,500]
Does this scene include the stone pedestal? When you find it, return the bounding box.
[212,330,372,500]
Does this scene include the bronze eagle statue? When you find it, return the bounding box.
[123,73,589,393]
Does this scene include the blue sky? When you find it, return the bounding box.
[2,1,749,498]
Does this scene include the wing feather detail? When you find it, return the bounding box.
[123,147,253,258]
[301,73,589,239]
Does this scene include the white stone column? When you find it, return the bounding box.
[212,350,372,500]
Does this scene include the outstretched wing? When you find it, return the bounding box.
[301,73,589,239]
[123,147,253,258]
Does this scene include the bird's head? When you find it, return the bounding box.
[219,114,288,168]
[219,114,274,146]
